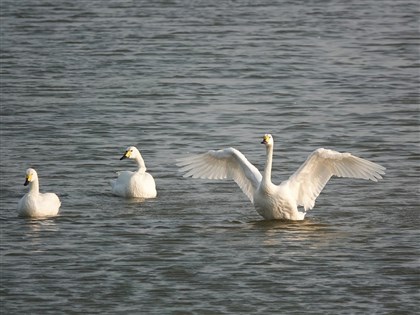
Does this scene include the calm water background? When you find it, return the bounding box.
[1,0,419,314]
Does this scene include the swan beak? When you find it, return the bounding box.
[120,151,130,160]
[24,175,31,186]
[261,134,270,144]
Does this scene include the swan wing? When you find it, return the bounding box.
[40,193,61,211]
[110,171,132,196]
[177,147,262,202]
[286,148,386,211]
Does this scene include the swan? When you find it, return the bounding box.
[17,168,61,218]
[110,146,157,199]
[177,134,385,220]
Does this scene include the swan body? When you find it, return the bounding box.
[17,168,61,218]
[110,146,157,199]
[177,134,385,220]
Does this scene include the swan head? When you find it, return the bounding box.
[120,146,140,160]
[24,168,38,186]
[261,134,274,146]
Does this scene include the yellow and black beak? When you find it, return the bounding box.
[24,174,31,186]
[120,150,130,160]
[261,135,269,144]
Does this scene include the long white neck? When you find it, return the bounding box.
[262,144,273,186]
[29,179,40,194]
[134,153,147,172]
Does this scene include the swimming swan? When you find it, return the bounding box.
[110,146,157,199]
[177,134,385,220]
[17,168,61,218]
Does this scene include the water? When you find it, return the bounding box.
[1,0,419,314]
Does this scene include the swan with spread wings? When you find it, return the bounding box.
[177,134,385,220]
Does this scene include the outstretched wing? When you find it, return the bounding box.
[285,148,386,211]
[177,148,262,203]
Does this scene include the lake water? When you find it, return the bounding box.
[1,0,419,314]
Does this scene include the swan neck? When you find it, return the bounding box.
[135,154,147,172]
[263,144,273,185]
[29,180,40,194]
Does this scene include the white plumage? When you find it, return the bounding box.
[17,168,61,218]
[177,134,385,220]
[110,146,157,199]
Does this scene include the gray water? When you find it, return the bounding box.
[1,0,419,314]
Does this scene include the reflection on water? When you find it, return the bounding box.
[249,218,339,245]
[21,218,60,249]
[21,217,58,235]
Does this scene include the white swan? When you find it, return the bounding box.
[110,146,157,199]
[17,168,61,218]
[177,134,385,220]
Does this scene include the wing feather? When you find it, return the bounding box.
[286,148,385,211]
[177,148,262,202]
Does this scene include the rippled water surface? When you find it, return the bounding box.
[1,0,419,314]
